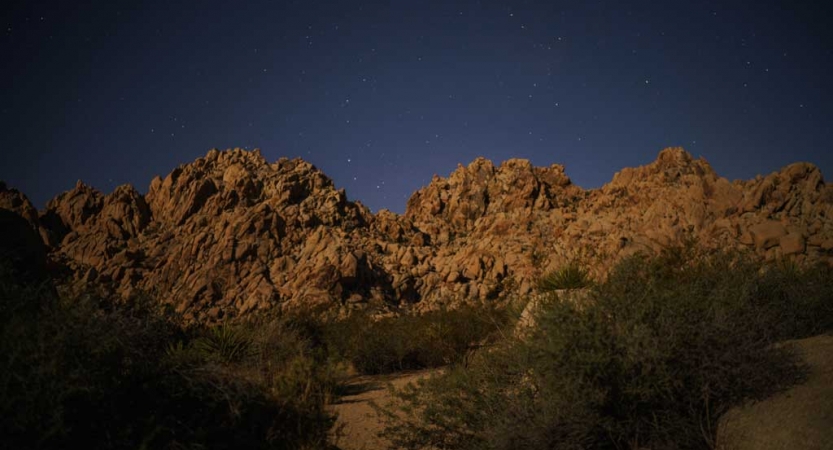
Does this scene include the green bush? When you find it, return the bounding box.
[537,261,592,291]
[379,249,831,450]
[324,304,511,375]
[0,266,339,450]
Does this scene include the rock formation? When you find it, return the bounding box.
[1,147,831,321]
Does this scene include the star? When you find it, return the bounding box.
[3,0,830,216]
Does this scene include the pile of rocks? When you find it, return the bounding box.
[1,147,830,321]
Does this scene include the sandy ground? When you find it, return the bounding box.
[330,368,441,450]
[717,334,833,450]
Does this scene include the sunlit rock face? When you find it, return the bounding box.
[2,147,831,321]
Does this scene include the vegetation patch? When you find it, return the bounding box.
[378,248,832,450]
[537,260,592,291]
[0,264,339,450]
[324,304,512,375]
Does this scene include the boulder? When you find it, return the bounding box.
[750,221,787,249]
[780,233,805,255]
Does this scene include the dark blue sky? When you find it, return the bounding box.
[2,0,831,213]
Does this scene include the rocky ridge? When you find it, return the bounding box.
[1,147,831,321]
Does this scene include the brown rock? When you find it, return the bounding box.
[462,257,483,280]
[780,233,805,255]
[44,180,104,232]
[750,221,788,249]
[101,184,151,238]
[0,182,40,226]
[6,147,830,321]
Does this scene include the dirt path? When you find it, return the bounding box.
[330,368,442,450]
[330,335,833,450]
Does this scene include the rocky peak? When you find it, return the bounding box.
[0,181,40,227]
[100,185,151,240]
[652,146,714,176]
[737,161,826,216]
[144,148,369,230]
[607,147,717,192]
[656,146,694,166]
[44,180,105,233]
[405,156,580,235]
[145,148,260,226]
[1,146,830,322]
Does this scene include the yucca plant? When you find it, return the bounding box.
[192,324,254,364]
[537,261,591,292]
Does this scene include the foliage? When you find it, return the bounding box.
[191,323,255,364]
[379,249,832,450]
[0,265,339,450]
[537,261,592,291]
[324,303,512,375]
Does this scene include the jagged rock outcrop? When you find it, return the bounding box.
[0,181,39,226]
[1,147,831,321]
[31,149,385,321]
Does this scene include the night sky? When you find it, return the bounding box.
[2,1,832,214]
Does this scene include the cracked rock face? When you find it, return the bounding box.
[2,146,831,321]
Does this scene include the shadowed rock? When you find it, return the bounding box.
[0,208,48,284]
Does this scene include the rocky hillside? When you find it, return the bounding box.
[2,147,831,321]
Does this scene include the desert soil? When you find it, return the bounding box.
[330,368,441,450]
[717,334,833,450]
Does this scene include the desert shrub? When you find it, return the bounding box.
[204,316,342,419]
[380,249,830,450]
[750,259,833,340]
[0,266,339,450]
[324,304,511,375]
[537,261,592,292]
[163,318,339,450]
[192,323,256,364]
